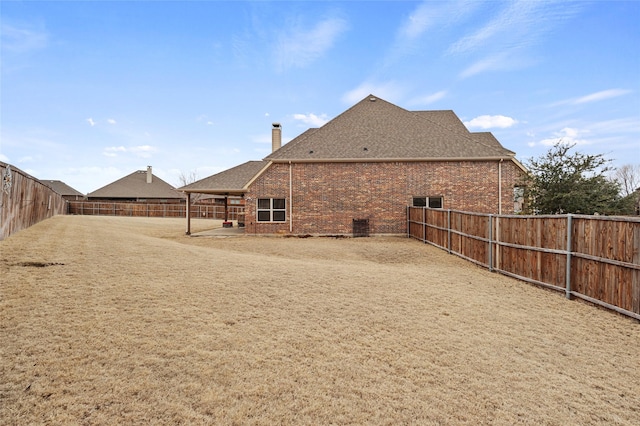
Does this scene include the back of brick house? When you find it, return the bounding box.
[181,95,527,236]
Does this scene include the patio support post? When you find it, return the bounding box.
[185,192,191,235]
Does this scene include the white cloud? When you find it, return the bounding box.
[408,91,448,107]
[537,127,590,147]
[550,89,633,107]
[1,23,48,52]
[449,1,579,55]
[449,1,582,78]
[129,145,156,158]
[103,146,127,157]
[86,118,96,127]
[0,153,9,162]
[574,89,632,104]
[107,118,117,125]
[275,17,348,71]
[19,156,35,163]
[464,115,518,129]
[458,52,519,79]
[342,81,405,105]
[196,114,215,126]
[398,1,478,41]
[399,2,437,40]
[293,113,329,127]
[586,117,640,134]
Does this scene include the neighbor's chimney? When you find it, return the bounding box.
[272,123,282,153]
[146,166,152,183]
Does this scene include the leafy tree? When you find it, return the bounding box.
[522,142,625,215]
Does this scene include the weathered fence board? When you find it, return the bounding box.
[408,207,640,320]
[68,201,243,220]
[1,162,67,240]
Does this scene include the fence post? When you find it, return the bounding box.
[422,208,426,243]
[565,214,573,299]
[488,214,493,272]
[447,209,452,254]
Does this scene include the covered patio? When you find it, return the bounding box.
[178,161,269,235]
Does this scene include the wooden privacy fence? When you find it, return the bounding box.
[407,207,640,321]
[67,201,243,220]
[1,162,67,240]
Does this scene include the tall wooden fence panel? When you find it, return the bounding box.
[1,162,67,240]
[408,207,640,320]
[67,201,243,220]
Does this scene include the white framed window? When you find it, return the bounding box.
[413,196,443,208]
[257,198,286,222]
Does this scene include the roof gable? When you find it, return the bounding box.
[41,180,84,197]
[87,169,182,199]
[179,161,269,194]
[266,95,513,161]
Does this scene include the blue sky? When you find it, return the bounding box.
[2,0,639,194]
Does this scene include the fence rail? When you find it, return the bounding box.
[408,207,640,321]
[67,201,243,220]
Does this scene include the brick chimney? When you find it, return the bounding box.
[272,123,281,153]
[146,166,152,183]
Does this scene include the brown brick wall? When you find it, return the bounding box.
[244,160,526,235]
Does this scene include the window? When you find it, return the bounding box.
[413,196,443,208]
[428,197,443,209]
[412,197,427,207]
[257,198,286,222]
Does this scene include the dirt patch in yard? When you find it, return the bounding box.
[1,215,639,424]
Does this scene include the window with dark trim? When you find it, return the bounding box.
[257,198,286,222]
[413,196,443,208]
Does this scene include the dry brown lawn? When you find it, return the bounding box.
[1,215,639,425]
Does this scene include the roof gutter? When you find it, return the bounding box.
[181,189,246,195]
[269,156,518,164]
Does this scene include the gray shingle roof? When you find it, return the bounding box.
[179,161,268,194]
[266,95,514,161]
[41,180,84,197]
[87,169,182,199]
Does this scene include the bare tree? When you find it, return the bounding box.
[178,170,203,203]
[611,164,640,197]
[178,170,199,187]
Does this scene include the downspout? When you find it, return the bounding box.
[496,159,503,271]
[289,161,293,233]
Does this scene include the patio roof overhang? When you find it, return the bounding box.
[181,188,246,196]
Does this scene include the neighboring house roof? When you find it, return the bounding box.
[180,161,269,195]
[87,169,183,199]
[41,180,84,197]
[266,95,514,162]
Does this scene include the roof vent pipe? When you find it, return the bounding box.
[147,166,152,183]
[272,123,282,153]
